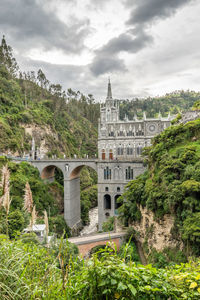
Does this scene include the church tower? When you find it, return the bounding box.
[100,79,119,124]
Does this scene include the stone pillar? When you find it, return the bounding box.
[98,189,104,231]
[64,178,81,228]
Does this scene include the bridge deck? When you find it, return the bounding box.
[68,231,126,245]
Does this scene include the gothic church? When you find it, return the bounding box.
[97,80,172,228]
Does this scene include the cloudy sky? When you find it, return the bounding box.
[1,0,200,100]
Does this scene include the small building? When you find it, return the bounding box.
[24,224,46,237]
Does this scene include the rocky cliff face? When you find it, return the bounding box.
[21,123,58,157]
[132,206,183,252]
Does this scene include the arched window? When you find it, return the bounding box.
[136,146,143,156]
[102,149,105,160]
[114,195,122,215]
[105,187,109,192]
[104,167,111,180]
[109,149,113,160]
[117,147,123,155]
[104,194,111,209]
[126,167,133,180]
[117,187,120,192]
[127,131,133,136]
[127,146,133,155]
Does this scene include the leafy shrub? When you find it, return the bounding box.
[119,241,140,263]
[49,215,71,238]
[102,216,114,232]
[20,232,39,244]
[89,244,114,258]
[0,234,9,244]
[8,209,25,238]
[51,238,79,267]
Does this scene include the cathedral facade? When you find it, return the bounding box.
[97,81,172,229]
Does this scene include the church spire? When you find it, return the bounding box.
[106,78,112,100]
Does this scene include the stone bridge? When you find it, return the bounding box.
[68,231,126,257]
[31,158,145,230]
[32,159,98,228]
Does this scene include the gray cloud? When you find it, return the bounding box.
[0,0,90,54]
[127,0,194,26]
[90,0,193,76]
[90,54,127,76]
[90,29,153,75]
[100,30,153,54]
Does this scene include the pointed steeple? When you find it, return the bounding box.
[106,78,112,100]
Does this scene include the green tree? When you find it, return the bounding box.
[0,35,18,76]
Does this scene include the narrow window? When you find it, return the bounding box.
[109,149,113,160]
[104,167,112,180]
[102,149,105,160]
[127,147,133,155]
[126,167,133,180]
[117,148,123,155]
[104,194,111,209]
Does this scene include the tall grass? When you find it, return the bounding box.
[0,238,200,299]
[0,238,62,299]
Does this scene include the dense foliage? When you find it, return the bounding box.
[1,238,200,299]
[102,216,114,232]
[119,115,200,256]
[0,156,70,237]
[120,90,200,119]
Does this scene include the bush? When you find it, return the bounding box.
[0,234,9,244]
[102,216,114,232]
[8,209,25,238]
[51,239,79,267]
[89,244,114,258]
[49,215,71,238]
[20,232,39,244]
[119,241,140,263]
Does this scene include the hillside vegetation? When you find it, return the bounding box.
[0,36,99,158]
[119,112,200,258]
[119,91,200,119]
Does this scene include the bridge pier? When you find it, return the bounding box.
[32,160,98,230]
[64,178,81,228]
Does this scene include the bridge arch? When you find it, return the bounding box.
[41,164,64,181]
[70,164,97,180]
[32,160,98,229]
[68,232,126,257]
